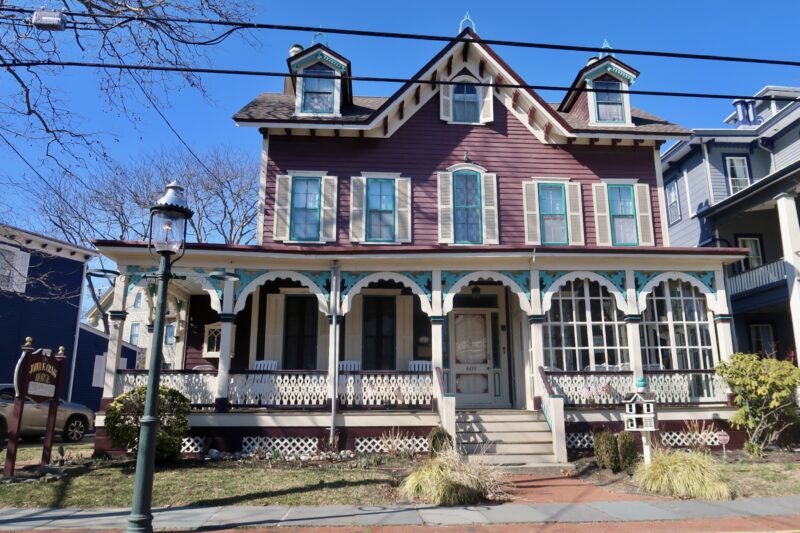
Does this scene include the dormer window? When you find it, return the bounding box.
[594,81,624,123]
[453,83,480,123]
[301,63,335,114]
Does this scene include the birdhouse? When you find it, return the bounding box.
[622,391,657,431]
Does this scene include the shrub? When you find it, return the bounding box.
[427,426,451,457]
[400,445,508,505]
[634,449,732,500]
[616,431,638,473]
[593,429,621,472]
[716,353,800,452]
[105,386,191,463]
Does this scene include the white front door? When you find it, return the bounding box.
[451,312,494,406]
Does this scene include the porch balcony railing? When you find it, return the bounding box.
[113,368,433,409]
[543,369,729,407]
[728,259,787,296]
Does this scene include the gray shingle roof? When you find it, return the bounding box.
[233,93,387,123]
[552,105,691,135]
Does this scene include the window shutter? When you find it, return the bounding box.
[481,173,499,244]
[439,83,453,122]
[635,183,655,246]
[592,183,612,246]
[273,175,292,241]
[349,176,366,242]
[522,182,541,245]
[320,175,338,241]
[395,177,412,243]
[12,249,29,293]
[566,182,585,245]
[437,172,454,243]
[480,77,494,123]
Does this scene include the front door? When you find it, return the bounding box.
[451,311,494,406]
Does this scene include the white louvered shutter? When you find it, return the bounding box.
[396,177,412,243]
[349,176,366,242]
[522,182,541,245]
[273,175,292,241]
[11,249,29,293]
[439,83,453,121]
[481,173,499,244]
[592,183,612,246]
[437,172,454,243]
[566,182,585,246]
[480,77,494,123]
[320,175,338,241]
[635,183,655,246]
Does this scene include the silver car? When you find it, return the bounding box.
[0,384,95,442]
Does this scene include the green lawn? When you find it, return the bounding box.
[0,460,406,508]
[0,443,94,465]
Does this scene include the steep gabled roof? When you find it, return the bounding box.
[558,55,640,113]
[285,43,353,105]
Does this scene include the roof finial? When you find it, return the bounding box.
[459,12,476,33]
[311,30,327,47]
[600,38,614,58]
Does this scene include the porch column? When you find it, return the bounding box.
[101,273,129,408]
[529,267,543,410]
[214,273,236,412]
[624,270,644,384]
[713,267,735,362]
[328,264,341,413]
[776,192,800,364]
[431,270,444,373]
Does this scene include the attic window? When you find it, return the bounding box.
[301,63,335,114]
[594,81,624,122]
[453,83,480,123]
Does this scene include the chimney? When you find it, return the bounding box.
[733,99,749,126]
[746,100,760,125]
[284,44,304,96]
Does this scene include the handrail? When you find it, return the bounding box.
[538,366,557,396]
[728,258,786,295]
[643,369,718,375]
[116,369,217,375]
[544,370,634,376]
[435,366,447,392]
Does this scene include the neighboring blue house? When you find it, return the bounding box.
[661,87,800,360]
[0,224,95,400]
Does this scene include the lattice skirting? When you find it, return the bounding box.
[354,436,429,454]
[241,436,320,456]
[567,431,722,449]
[181,436,207,454]
[566,432,595,449]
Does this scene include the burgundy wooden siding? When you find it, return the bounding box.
[264,96,663,248]
[569,91,590,123]
[184,294,252,370]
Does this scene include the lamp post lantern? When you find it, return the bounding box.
[127,182,193,533]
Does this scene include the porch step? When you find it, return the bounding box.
[457,430,552,444]
[457,410,546,423]
[456,420,550,433]
[460,442,553,455]
[465,453,559,465]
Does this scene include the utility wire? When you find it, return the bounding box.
[4,58,800,104]
[1,4,799,69]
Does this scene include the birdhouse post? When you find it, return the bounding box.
[622,377,657,464]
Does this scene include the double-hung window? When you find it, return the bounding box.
[290,177,321,241]
[608,184,637,245]
[366,178,395,242]
[453,170,482,244]
[725,156,750,194]
[452,83,480,123]
[132,292,143,309]
[666,180,681,224]
[736,236,763,271]
[164,324,176,346]
[301,63,335,114]
[129,323,140,345]
[594,80,624,122]
[539,183,568,245]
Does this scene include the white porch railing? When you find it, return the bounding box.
[113,370,217,406]
[545,371,635,406]
[645,370,729,404]
[337,371,433,407]
[229,370,329,407]
[728,259,787,295]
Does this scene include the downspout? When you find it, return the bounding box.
[328,261,340,446]
[68,261,89,402]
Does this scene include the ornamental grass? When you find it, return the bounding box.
[634,449,733,500]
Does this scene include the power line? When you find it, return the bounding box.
[0,4,798,69]
[3,58,800,104]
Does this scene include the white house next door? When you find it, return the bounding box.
[451,311,494,406]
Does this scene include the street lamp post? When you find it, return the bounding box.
[127,182,193,533]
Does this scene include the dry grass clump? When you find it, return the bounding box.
[634,449,733,500]
[400,445,508,505]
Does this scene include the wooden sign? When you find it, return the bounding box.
[3,338,66,478]
[717,431,730,445]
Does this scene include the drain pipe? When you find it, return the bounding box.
[328,261,340,446]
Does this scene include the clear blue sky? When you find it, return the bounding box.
[4,0,800,229]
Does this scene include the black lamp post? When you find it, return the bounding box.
[127,182,193,533]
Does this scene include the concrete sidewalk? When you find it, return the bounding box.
[1,495,800,530]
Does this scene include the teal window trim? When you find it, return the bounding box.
[453,170,483,244]
[538,182,569,245]
[365,178,396,242]
[289,176,322,242]
[594,80,626,124]
[608,184,638,246]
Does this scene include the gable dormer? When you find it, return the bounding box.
[558,54,639,127]
[287,43,352,118]
[439,71,494,125]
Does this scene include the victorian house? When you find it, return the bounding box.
[95,29,745,464]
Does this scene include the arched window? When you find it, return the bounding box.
[452,83,480,123]
[640,280,714,370]
[543,279,628,371]
[301,63,335,113]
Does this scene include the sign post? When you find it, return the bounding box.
[3,338,66,478]
[718,430,730,463]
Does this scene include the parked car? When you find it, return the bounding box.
[0,384,94,442]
